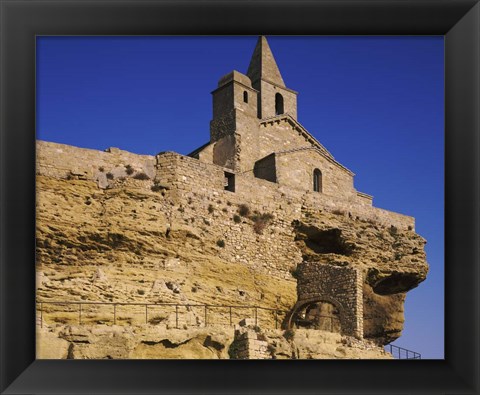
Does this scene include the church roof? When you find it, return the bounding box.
[260,114,355,176]
[247,36,286,87]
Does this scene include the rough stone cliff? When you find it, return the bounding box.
[35,141,428,359]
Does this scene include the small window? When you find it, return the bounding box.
[224,172,235,192]
[313,168,322,192]
[243,91,248,103]
[275,93,284,115]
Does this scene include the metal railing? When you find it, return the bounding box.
[386,344,421,359]
[36,300,288,329]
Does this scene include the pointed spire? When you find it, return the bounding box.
[247,36,285,87]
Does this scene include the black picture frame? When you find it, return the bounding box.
[1,0,479,394]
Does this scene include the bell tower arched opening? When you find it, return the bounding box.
[275,93,284,115]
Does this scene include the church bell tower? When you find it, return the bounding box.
[246,36,298,120]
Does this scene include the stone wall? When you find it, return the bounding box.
[210,110,236,142]
[233,170,413,231]
[356,191,373,206]
[209,107,261,174]
[152,153,303,278]
[295,262,363,338]
[212,134,238,170]
[300,191,413,230]
[36,141,156,187]
[230,320,270,359]
[230,75,258,118]
[234,111,262,174]
[275,148,355,200]
[36,141,415,280]
[37,323,392,360]
[253,153,276,182]
[212,71,258,121]
[256,118,318,168]
[37,141,413,233]
[257,79,298,119]
[156,151,225,192]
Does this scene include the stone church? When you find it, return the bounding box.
[190,36,372,206]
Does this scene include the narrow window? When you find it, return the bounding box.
[313,169,322,192]
[224,172,235,192]
[243,91,248,103]
[275,93,284,115]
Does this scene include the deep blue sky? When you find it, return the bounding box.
[36,36,444,359]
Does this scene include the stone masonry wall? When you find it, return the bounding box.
[212,83,235,120]
[36,141,156,187]
[253,153,276,182]
[212,134,238,171]
[151,152,415,278]
[210,72,258,150]
[155,151,225,191]
[210,111,260,173]
[37,141,413,233]
[234,112,262,174]
[36,141,415,280]
[231,322,270,360]
[231,80,258,118]
[296,263,363,338]
[153,152,303,278]
[255,119,319,170]
[275,149,356,200]
[258,80,297,120]
[356,192,373,206]
[210,109,236,142]
[232,172,414,231]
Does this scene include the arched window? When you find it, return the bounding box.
[243,91,248,103]
[275,93,284,115]
[313,169,322,192]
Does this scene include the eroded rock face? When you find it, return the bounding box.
[37,323,391,360]
[363,284,406,344]
[292,215,428,344]
[36,163,428,357]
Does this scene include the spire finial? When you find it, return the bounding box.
[247,36,285,87]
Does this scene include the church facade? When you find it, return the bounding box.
[189,36,373,207]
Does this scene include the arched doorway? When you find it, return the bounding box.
[289,299,342,333]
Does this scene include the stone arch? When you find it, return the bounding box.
[287,295,346,333]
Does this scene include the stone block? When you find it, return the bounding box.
[238,318,256,327]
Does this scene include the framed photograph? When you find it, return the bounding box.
[1,1,479,394]
[34,33,440,360]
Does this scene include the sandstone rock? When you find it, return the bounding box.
[36,271,50,289]
[165,281,181,294]
[59,326,92,343]
[37,323,391,360]
[95,172,108,189]
[92,268,107,283]
[292,217,428,343]
[151,279,167,293]
[35,155,427,357]
[238,318,255,327]
[164,257,180,268]
[36,328,70,359]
